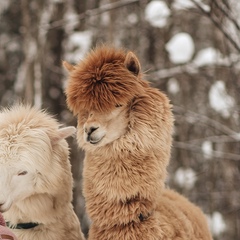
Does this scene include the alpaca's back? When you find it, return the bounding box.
[0,105,85,240]
[156,189,212,240]
[88,190,212,240]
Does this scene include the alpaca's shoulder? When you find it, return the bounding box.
[160,188,210,228]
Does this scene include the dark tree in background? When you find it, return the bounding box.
[0,0,240,239]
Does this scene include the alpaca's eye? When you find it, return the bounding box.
[115,104,122,108]
[18,171,28,176]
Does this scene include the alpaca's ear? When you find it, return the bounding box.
[63,61,75,72]
[52,126,76,144]
[124,52,141,76]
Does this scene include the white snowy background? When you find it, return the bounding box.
[1,0,240,239]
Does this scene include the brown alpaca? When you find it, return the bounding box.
[64,46,212,240]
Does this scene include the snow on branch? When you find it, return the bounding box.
[150,53,240,80]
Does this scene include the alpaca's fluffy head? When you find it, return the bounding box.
[64,46,173,151]
[0,105,75,213]
[64,46,147,114]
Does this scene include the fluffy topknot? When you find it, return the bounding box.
[64,46,148,114]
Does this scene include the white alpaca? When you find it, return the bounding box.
[0,105,85,240]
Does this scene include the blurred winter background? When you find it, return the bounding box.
[0,0,240,239]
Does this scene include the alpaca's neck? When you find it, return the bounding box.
[4,193,84,240]
[83,150,166,227]
[4,192,69,225]
[84,148,167,199]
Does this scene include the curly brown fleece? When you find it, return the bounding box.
[64,45,212,240]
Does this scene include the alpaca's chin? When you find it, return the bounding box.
[88,136,105,145]
[90,139,101,144]
[0,201,12,213]
[84,133,122,148]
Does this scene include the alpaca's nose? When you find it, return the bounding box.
[85,126,99,143]
[85,126,99,136]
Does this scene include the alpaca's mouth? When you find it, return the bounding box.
[88,135,105,145]
[84,128,106,145]
[90,139,102,144]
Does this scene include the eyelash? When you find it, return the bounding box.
[115,104,122,108]
[18,171,28,176]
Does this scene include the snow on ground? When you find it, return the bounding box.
[172,0,210,12]
[64,31,92,63]
[174,167,197,190]
[201,141,213,159]
[207,212,226,237]
[208,80,235,118]
[166,32,195,64]
[167,78,180,95]
[145,1,170,28]
[193,47,223,67]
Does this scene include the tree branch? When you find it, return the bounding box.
[173,105,239,136]
[41,0,139,30]
[191,0,240,53]
[173,141,240,161]
[211,0,240,32]
[181,134,240,144]
[150,54,240,80]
